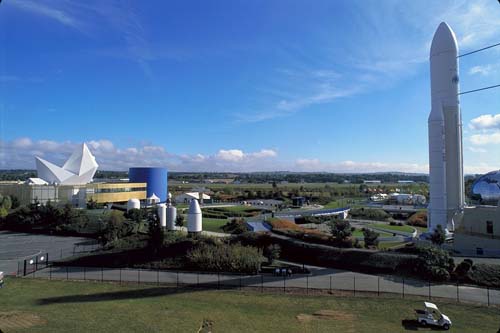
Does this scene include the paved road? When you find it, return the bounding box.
[0,231,97,275]
[30,264,500,306]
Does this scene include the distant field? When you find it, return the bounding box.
[0,278,497,332]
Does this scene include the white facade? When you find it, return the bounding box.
[157,203,167,228]
[175,192,210,204]
[36,143,98,185]
[428,22,465,233]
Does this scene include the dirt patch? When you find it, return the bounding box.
[198,318,214,333]
[0,311,47,331]
[296,309,354,322]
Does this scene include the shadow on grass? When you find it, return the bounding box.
[401,319,445,331]
[37,287,186,305]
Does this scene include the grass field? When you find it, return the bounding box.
[351,228,392,238]
[202,218,228,233]
[1,278,498,332]
[372,223,414,233]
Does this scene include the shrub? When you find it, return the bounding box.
[363,229,379,248]
[329,220,352,241]
[186,242,264,274]
[430,225,446,246]
[407,211,427,228]
[467,263,500,288]
[263,244,281,264]
[413,246,454,281]
[222,218,248,234]
[349,207,391,221]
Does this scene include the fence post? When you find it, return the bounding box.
[353,275,356,297]
[83,266,86,281]
[157,269,160,286]
[46,253,49,268]
[197,273,199,288]
[377,276,380,296]
[487,287,490,306]
[138,269,140,285]
[402,278,405,299]
[177,271,179,288]
[66,266,69,280]
[217,273,220,290]
[329,276,332,293]
[49,265,52,280]
[283,275,286,294]
[261,274,264,293]
[101,267,103,282]
[35,255,38,272]
[306,276,309,295]
[23,260,27,277]
[428,281,431,300]
[239,274,242,290]
[119,268,122,285]
[456,282,459,303]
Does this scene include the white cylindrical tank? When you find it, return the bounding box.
[157,203,166,228]
[187,199,202,233]
[127,198,140,211]
[166,205,177,231]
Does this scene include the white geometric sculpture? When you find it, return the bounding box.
[35,143,98,185]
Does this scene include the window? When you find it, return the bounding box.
[486,221,493,234]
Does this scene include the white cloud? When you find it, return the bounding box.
[469,114,500,130]
[469,65,495,76]
[470,132,500,145]
[216,149,245,162]
[468,147,487,153]
[10,0,82,30]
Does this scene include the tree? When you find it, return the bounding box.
[263,244,281,264]
[363,228,380,248]
[125,208,143,223]
[1,195,12,211]
[102,210,125,244]
[415,246,454,281]
[147,211,164,256]
[329,220,352,241]
[10,196,20,209]
[430,225,446,246]
[175,214,185,228]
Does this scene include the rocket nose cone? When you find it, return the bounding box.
[430,22,458,57]
[188,199,201,214]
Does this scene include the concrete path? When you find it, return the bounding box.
[29,264,500,306]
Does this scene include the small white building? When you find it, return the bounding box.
[175,192,211,204]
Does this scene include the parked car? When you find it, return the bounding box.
[415,302,452,330]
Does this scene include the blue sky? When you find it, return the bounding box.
[1,0,500,173]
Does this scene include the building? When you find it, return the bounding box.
[454,205,500,257]
[0,180,147,207]
[129,167,168,202]
[35,143,98,185]
[0,144,150,207]
[175,192,211,204]
[470,170,500,205]
[363,180,381,184]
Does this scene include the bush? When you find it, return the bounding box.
[467,263,500,288]
[349,207,391,221]
[414,246,454,281]
[186,242,264,274]
[222,218,248,234]
[363,229,379,248]
[407,211,427,228]
[263,244,281,264]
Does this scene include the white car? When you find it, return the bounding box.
[415,302,452,330]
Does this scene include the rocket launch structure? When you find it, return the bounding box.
[428,22,465,234]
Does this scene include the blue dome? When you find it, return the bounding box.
[471,170,500,205]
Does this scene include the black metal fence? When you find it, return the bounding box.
[25,264,500,307]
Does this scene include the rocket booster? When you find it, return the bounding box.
[428,22,465,233]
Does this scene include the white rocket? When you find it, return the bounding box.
[187,199,202,233]
[428,22,465,234]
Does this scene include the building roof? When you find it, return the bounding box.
[26,178,49,185]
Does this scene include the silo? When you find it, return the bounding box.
[127,198,140,211]
[187,199,202,233]
[166,205,177,231]
[157,203,167,228]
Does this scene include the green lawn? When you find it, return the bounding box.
[0,278,498,332]
[202,218,228,233]
[372,223,414,233]
[352,228,392,238]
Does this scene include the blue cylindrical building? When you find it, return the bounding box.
[129,167,168,202]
